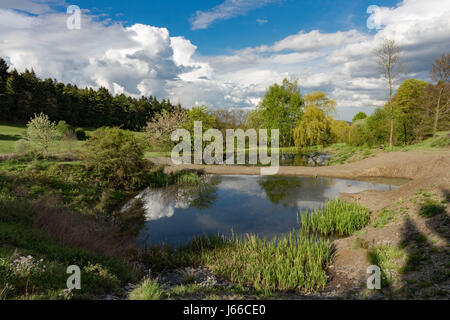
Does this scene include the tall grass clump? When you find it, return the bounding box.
[367,245,404,286]
[191,231,332,294]
[129,278,167,300]
[174,171,201,185]
[300,199,370,236]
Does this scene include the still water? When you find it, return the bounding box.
[123,175,408,247]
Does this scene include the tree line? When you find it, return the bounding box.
[0,58,179,130]
[1,49,448,151]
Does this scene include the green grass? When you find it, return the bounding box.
[372,209,396,228]
[0,123,92,155]
[128,278,167,300]
[136,231,333,295]
[0,123,27,154]
[300,199,370,236]
[191,232,332,294]
[419,199,446,218]
[0,194,137,300]
[367,245,405,286]
[389,131,450,152]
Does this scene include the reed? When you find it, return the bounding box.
[300,199,370,236]
[188,231,332,294]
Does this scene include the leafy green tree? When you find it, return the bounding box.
[81,127,148,189]
[352,112,367,123]
[245,109,264,130]
[330,120,351,143]
[26,113,60,156]
[304,91,336,115]
[392,79,429,144]
[293,106,332,147]
[258,78,304,147]
[365,108,390,145]
[185,106,217,132]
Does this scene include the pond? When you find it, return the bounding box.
[190,151,332,166]
[123,175,409,247]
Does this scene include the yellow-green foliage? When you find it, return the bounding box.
[81,127,148,189]
[293,106,332,147]
[330,120,351,143]
[26,113,60,155]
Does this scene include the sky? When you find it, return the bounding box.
[0,0,449,121]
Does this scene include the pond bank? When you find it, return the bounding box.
[151,150,449,209]
[149,150,450,299]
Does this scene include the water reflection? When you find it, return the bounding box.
[123,175,408,246]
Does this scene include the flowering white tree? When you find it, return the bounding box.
[26,113,60,156]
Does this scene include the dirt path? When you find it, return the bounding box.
[151,149,450,298]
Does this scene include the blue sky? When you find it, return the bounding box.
[0,0,449,121]
[71,0,398,55]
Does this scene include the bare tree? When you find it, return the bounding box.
[375,39,403,149]
[430,53,449,137]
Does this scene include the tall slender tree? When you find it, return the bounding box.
[430,53,449,137]
[375,39,403,149]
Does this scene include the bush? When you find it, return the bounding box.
[74,128,86,141]
[14,139,30,155]
[56,121,74,136]
[82,263,121,295]
[0,194,32,224]
[26,113,60,156]
[81,127,148,189]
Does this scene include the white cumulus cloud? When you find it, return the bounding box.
[0,0,449,121]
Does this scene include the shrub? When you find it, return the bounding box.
[14,139,30,155]
[0,193,32,224]
[26,113,60,156]
[81,127,148,189]
[56,120,74,136]
[82,263,121,295]
[74,128,86,141]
